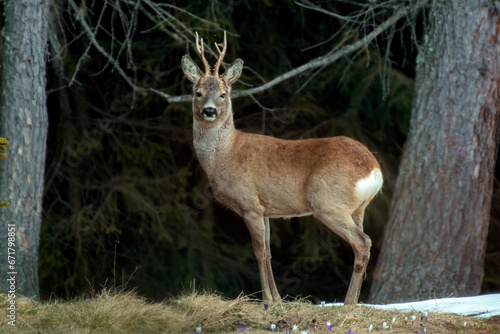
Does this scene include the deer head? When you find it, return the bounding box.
[181,31,244,124]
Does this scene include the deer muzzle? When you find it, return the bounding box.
[202,107,218,121]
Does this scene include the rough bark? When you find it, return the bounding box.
[0,0,50,300]
[370,1,500,303]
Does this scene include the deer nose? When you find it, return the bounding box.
[202,107,218,120]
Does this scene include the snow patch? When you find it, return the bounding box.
[322,294,500,318]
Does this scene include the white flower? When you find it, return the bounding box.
[196,326,202,333]
[270,324,276,331]
[368,324,373,333]
[390,317,396,329]
[326,321,331,327]
[382,322,389,329]
[321,301,326,307]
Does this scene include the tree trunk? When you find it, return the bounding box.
[0,0,49,300]
[370,1,500,303]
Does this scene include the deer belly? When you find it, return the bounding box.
[210,176,311,218]
[256,179,311,218]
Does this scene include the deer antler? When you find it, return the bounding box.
[213,31,227,77]
[195,32,211,76]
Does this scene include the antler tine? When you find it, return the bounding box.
[195,32,211,76]
[213,31,227,77]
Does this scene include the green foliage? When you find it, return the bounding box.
[0,137,9,207]
[0,137,7,157]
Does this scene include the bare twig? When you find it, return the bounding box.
[140,0,232,70]
[156,0,428,103]
[294,0,358,23]
[68,0,140,91]
[70,0,110,85]
[155,2,227,31]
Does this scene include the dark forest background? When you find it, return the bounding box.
[3,0,498,302]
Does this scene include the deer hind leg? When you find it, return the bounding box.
[243,211,280,302]
[314,209,371,306]
[351,199,374,280]
[351,194,376,231]
[351,201,367,231]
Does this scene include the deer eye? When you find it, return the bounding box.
[220,93,226,99]
[196,92,202,98]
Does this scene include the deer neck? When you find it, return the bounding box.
[192,111,236,174]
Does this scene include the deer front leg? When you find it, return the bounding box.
[243,211,279,302]
[264,217,281,302]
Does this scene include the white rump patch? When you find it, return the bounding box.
[355,168,383,200]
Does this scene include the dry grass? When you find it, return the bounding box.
[1,290,499,333]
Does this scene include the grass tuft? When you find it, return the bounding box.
[1,290,499,333]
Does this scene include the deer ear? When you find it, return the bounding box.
[181,55,203,83]
[222,58,243,85]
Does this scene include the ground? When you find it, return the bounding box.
[1,290,499,333]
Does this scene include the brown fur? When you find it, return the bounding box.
[181,33,382,305]
[212,133,378,218]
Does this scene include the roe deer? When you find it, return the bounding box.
[181,31,383,305]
